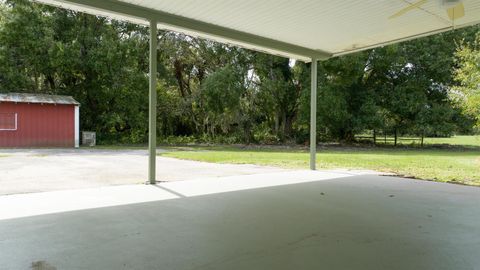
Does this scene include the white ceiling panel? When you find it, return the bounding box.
[33,0,480,61]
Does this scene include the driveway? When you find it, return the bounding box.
[0,148,288,195]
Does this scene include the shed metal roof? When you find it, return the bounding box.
[33,0,480,61]
[0,93,80,105]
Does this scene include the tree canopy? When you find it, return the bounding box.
[453,33,480,129]
[0,0,478,144]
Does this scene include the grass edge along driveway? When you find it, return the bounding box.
[161,146,480,186]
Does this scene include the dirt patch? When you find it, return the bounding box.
[31,261,56,270]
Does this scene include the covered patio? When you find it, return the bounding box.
[2,0,480,269]
[1,172,480,269]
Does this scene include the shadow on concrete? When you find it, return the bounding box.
[0,175,479,270]
[152,183,187,198]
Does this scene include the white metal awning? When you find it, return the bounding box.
[34,0,480,61]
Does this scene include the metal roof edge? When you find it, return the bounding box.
[0,93,80,105]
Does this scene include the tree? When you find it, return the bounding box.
[253,54,304,141]
[316,51,379,141]
[201,65,243,136]
[453,33,480,129]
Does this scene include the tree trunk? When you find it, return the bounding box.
[284,115,294,139]
[421,132,424,147]
[394,129,398,146]
[280,111,287,141]
[173,59,186,98]
[274,112,280,136]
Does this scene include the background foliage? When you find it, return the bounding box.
[0,0,478,144]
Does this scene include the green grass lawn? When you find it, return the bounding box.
[161,136,480,186]
[424,135,480,147]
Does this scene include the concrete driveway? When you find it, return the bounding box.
[0,148,288,195]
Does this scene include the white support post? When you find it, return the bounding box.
[310,58,318,170]
[148,20,158,184]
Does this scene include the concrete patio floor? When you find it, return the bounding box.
[0,171,479,270]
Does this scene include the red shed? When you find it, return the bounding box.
[0,93,80,148]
